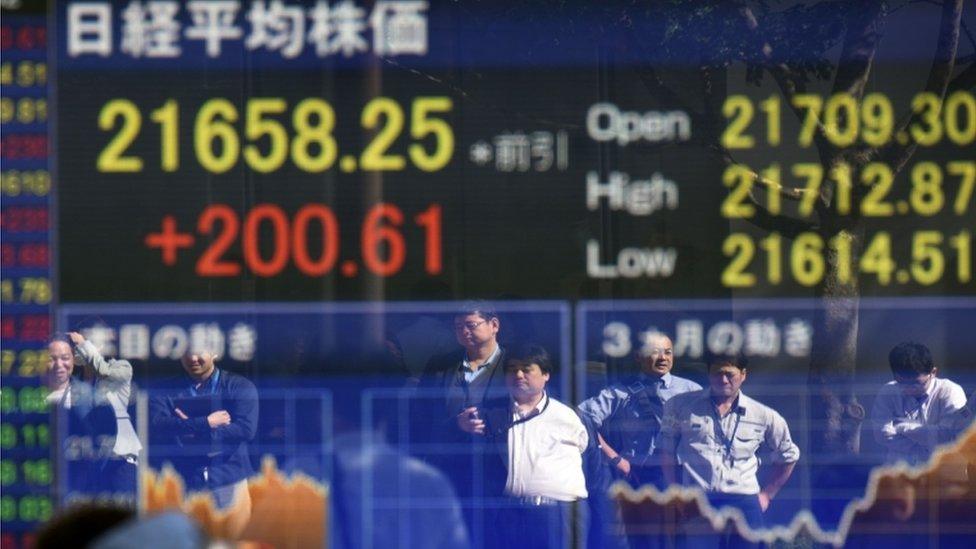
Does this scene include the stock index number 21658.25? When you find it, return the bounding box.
[96,96,454,174]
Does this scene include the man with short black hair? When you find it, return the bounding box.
[461,343,588,549]
[659,353,799,546]
[149,349,258,536]
[871,341,967,466]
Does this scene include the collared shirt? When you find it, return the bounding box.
[871,376,967,465]
[461,344,501,384]
[658,390,800,495]
[504,393,589,502]
[578,372,701,466]
[188,369,221,396]
[444,345,504,415]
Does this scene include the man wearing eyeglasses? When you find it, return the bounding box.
[417,301,508,546]
[419,302,508,429]
[871,341,967,466]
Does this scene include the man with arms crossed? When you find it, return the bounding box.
[872,341,967,466]
[149,349,258,536]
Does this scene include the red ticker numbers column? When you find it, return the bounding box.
[0,3,54,547]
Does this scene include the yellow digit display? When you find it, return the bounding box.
[409,97,454,171]
[721,161,974,219]
[97,99,143,173]
[243,98,288,173]
[292,98,338,172]
[720,230,972,289]
[360,97,406,171]
[94,97,456,174]
[720,91,973,149]
[194,98,240,174]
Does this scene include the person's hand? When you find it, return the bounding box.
[615,457,632,477]
[207,410,231,428]
[67,332,85,345]
[758,491,771,512]
[894,420,922,434]
[457,407,485,434]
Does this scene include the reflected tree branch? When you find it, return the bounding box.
[880,0,964,174]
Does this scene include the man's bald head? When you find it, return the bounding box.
[638,333,674,377]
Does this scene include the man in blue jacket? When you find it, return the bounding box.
[148,349,258,519]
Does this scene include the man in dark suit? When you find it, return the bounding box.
[148,349,258,534]
[421,302,507,424]
[417,301,507,547]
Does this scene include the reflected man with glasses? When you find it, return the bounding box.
[871,341,967,466]
[418,301,507,547]
[420,302,507,434]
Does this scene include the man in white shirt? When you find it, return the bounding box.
[459,343,588,549]
[871,341,967,466]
